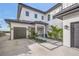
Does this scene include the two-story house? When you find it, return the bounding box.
[6,3,79,48]
[6,3,63,40]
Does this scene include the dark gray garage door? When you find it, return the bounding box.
[71,22,79,48]
[14,27,26,39]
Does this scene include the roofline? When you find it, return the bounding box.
[53,3,79,19]
[17,3,62,19]
[46,3,62,13]
[5,19,48,25]
[17,3,46,19]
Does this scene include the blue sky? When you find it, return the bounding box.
[0,3,56,31]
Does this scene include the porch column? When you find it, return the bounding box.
[44,26,45,38]
[35,24,37,33]
[11,27,14,40]
[26,27,29,38]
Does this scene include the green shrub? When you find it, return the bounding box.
[48,32,52,38]
[35,38,46,43]
[48,25,63,41]
[28,29,38,39]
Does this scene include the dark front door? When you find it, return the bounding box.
[71,22,79,48]
[14,27,26,39]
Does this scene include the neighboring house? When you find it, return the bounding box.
[54,3,79,48]
[6,3,63,40]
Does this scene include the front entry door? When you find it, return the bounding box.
[71,22,79,48]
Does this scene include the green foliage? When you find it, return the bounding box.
[59,29,63,40]
[29,29,38,39]
[35,38,46,43]
[28,28,46,43]
[48,32,52,38]
[48,25,63,41]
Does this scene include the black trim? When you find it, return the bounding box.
[5,19,48,25]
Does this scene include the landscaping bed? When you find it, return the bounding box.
[29,37,47,43]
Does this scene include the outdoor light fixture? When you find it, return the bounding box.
[64,25,69,30]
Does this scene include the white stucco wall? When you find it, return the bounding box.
[19,5,63,28]
[46,6,63,28]
[19,7,47,22]
[63,12,79,47]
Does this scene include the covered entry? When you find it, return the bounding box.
[71,22,79,48]
[14,27,26,39]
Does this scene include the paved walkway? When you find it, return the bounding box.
[17,38,79,56]
[18,43,79,56]
[0,35,35,56]
[37,37,63,46]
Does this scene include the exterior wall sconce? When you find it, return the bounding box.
[64,25,69,30]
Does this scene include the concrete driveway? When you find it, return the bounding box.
[1,35,79,56]
[0,35,35,56]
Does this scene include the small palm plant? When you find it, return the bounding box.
[29,29,38,39]
[48,31,52,38]
[59,29,63,40]
[48,25,63,41]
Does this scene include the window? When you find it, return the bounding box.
[52,15,55,19]
[34,14,37,18]
[26,11,29,16]
[48,15,50,21]
[42,16,44,20]
[52,16,54,19]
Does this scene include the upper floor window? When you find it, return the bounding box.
[48,15,50,21]
[26,11,29,16]
[52,15,55,19]
[34,14,37,18]
[42,16,44,20]
[52,16,54,19]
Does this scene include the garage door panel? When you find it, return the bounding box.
[71,23,79,48]
[74,24,79,48]
[14,27,26,39]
